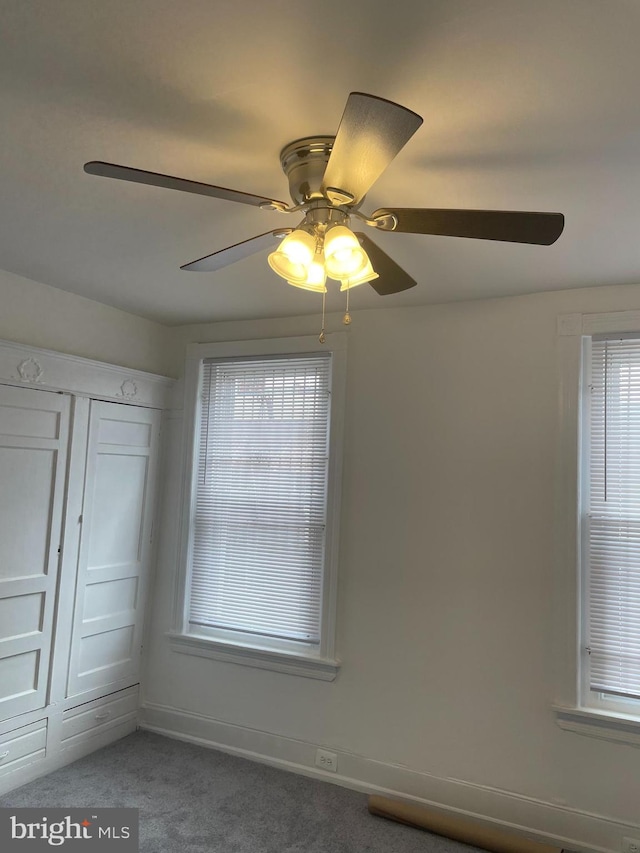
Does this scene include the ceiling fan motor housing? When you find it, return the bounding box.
[279,136,336,205]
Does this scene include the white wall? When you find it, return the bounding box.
[143,283,640,851]
[0,269,173,376]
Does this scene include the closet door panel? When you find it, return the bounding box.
[0,386,70,722]
[66,402,160,699]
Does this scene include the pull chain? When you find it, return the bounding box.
[343,284,352,325]
[319,289,326,343]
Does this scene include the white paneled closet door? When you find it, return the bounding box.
[0,385,71,722]
[66,401,161,699]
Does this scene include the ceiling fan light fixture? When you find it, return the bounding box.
[267,228,316,283]
[339,258,379,290]
[324,224,369,279]
[288,253,327,292]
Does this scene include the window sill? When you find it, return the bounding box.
[553,705,640,747]
[167,632,340,682]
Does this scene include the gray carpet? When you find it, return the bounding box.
[0,731,479,853]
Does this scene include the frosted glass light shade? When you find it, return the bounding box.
[288,254,327,292]
[268,229,316,283]
[339,258,378,290]
[324,225,368,279]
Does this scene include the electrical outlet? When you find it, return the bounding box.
[315,748,338,772]
[622,838,640,853]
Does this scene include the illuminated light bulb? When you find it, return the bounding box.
[324,225,368,279]
[339,257,378,291]
[288,254,327,292]
[267,229,316,283]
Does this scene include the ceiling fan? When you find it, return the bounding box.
[84,92,564,299]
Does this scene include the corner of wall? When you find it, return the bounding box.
[0,269,176,377]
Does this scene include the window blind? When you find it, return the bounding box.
[189,354,331,644]
[588,338,640,699]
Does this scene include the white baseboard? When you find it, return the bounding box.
[139,702,639,853]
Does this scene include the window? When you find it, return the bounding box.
[555,311,640,744]
[171,335,345,681]
[581,336,640,714]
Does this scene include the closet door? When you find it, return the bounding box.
[0,385,70,721]
[66,401,161,699]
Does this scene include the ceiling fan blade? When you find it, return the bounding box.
[372,208,565,245]
[181,229,292,272]
[84,161,288,209]
[355,232,417,295]
[322,93,423,206]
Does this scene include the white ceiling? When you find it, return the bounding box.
[2,0,640,325]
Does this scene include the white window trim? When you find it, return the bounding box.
[555,310,640,745]
[169,334,346,681]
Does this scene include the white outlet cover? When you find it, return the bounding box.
[315,749,338,772]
